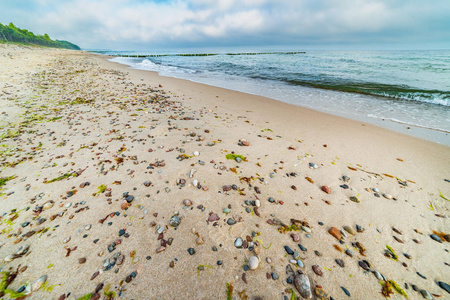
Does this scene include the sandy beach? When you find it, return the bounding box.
[0,45,449,299]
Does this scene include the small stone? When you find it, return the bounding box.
[235,237,243,248]
[373,271,383,280]
[294,272,312,299]
[183,199,192,206]
[169,215,181,227]
[341,286,351,297]
[63,237,71,243]
[196,236,204,245]
[301,226,311,233]
[271,272,278,280]
[227,218,236,225]
[297,259,304,268]
[358,261,370,270]
[156,246,165,253]
[336,259,345,267]
[284,246,294,255]
[298,244,307,251]
[420,290,432,299]
[312,265,323,276]
[291,234,300,242]
[417,272,427,279]
[437,281,450,294]
[350,196,360,203]
[321,186,331,194]
[343,226,355,235]
[356,224,364,232]
[345,249,353,257]
[309,163,318,169]
[328,227,341,240]
[188,248,195,255]
[383,193,393,199]
[78,257,87,264]
[430,234,442,243]
[248,256,259,270]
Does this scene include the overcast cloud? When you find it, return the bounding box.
[1,0,449,50]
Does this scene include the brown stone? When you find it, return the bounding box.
[328,227,341,240]
[321,185,331,194]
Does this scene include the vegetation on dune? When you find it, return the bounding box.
[0,22,80,50]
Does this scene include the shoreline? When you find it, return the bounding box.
[106,54,450,147]
[0,46,449,299]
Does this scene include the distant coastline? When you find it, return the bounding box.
[0,22,80,50]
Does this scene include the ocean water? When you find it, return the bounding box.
[98,49,450,143]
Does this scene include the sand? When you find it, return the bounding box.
[0,45,449,300]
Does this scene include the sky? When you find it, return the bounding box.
[1,0,449,50]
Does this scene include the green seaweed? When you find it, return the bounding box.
[46,172,76,183]
[197,264,213,276]
[389,280,407,298]
[290,288,298,300]
[77,293,93,300]
[438,189,449,201]
[226,282,233,300]
[97,184,107,194]
[278,224,299,234]
[0,175,16,189]
[225,154,246,161]
[70,97,93,105]
[0,272,27,299]
[103,284,115,299]
[385,245,398,261]
[261,128,273,132]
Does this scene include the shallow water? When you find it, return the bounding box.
[97,49,450,144]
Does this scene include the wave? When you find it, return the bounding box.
[285,79,450,106]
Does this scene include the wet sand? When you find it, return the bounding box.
[0,45,449,299]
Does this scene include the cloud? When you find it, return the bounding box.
[0,0,449,49]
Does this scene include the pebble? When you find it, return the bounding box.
[336,259,345,267]
[383,193,393,199]
[248,256,259,270]
[298,244,307,251]
[32,275,47,292]
[78,257,87,264]
[291,233,300,242]
[284,246,294,255]
[373,271,383,280]
[341,286,351,297]
[328,227,341,240]
[416,272,427,279]
[192,179,199,187]
[309,163,318,169]
[358,260,370,270]
[271,272,278,280]
[169,215,181,227]
[227,218,236,225]
[301,226,311,233]
[343,225,355,235]
[187,248,195,255]
[420,290,432,299]
[294,272,312,299]
[437,281,450,294]
[234,237,243,248]
[63,237,71,243]
[321,185,331,194]
[312,265,323,276]
[345,249,353,257]
[293,251,300,260]
[430,234,442,243]
[183,199,192,206]
[297,259,304,268]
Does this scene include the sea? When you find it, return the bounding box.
[93,49,450,145]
